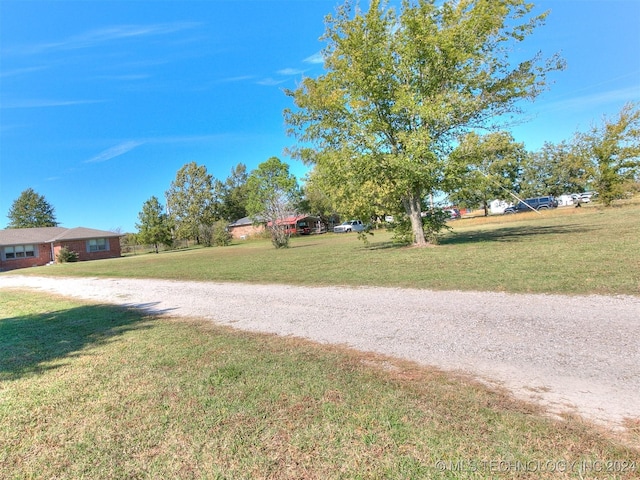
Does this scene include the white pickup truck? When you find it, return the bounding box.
[333,220,365,233]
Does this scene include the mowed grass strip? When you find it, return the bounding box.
[1,291,638,479]
[10,199,640,296]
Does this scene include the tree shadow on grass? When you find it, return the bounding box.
[361,223,600,249]
[365,240,409,251]
[0,301,157,381]
[441,223,600,245]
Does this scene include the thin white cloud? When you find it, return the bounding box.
[257,77,287,86]
[94,74,150,81]
[5,22,200,56]
[218,75,254,83]
[0,66,48,78]
[277,68,305,76]
[304,52,324,64]
[85,141,144,163]
[540,86,640,113]
[1,99,104,109]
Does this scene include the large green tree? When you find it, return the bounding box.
[246,157,300,249]
[519,141,590,198]
[573,103,640,206]
[165,162,216,245]
[136,196,173,253]
[7,188,58,228]
[449,131,526,216]
[216,163,249,222]
[285,0,564,246]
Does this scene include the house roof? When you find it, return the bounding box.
[0,226,122,246]
[227,216,254,227]
[227,215,268,227]
[229,214,318,228]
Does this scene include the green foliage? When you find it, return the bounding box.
[246,157,301,249]
[216,163,249,222]
[56,246,78,263]
[449,132,527,215]
[285,0,564,246]
[6,188,58,228]
[519,141,590,198]
[575,102,640,206]
[199,219,233,247]
[212,220,233,247]
[120,233,140,255]
[136,196,173,253]
[165,162,215,243]
[297,175,340,226]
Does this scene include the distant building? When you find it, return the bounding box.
[227,216,266,239]
[0,226,122,271]
[227,215,324,239]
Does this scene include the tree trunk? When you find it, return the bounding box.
[402,194,428,247]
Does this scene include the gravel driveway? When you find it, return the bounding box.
[2,275,639,431]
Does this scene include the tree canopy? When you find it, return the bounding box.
[285,0,564,245]
[574,102,640,205]
[449,131,527,215]
[216,163,249,222]
[246,157,300,248]
[165,162,215,244]
[7,188,59,228]
[136,196,173,253]
[519,141,589,198]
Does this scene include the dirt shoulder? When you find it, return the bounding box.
[2,274,639,431]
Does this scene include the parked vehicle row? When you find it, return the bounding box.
[330,192,596,229]
[503,196,558,214]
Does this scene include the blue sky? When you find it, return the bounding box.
[1,1,638,232]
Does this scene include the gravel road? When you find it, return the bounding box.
[2,275,639,431]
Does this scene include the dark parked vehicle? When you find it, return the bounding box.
[503,196,558,214]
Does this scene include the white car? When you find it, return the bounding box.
[579,192,595,203]
[333,220,365,233]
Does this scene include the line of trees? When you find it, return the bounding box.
[134,92,640,252]
[136,157,302,250]
[447,103,640,214]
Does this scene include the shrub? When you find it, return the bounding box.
[269,224,290,249]
[56,246,79,263]
[213,220,233,246]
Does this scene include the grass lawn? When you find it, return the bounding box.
[8,199,640,296]
[1,290,639,479]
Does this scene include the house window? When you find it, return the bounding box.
[87,238,108,252]
[4,244,36,260]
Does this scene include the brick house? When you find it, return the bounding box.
[228,215,325,239]
[227,216,266,239]
[0,226,122,272]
